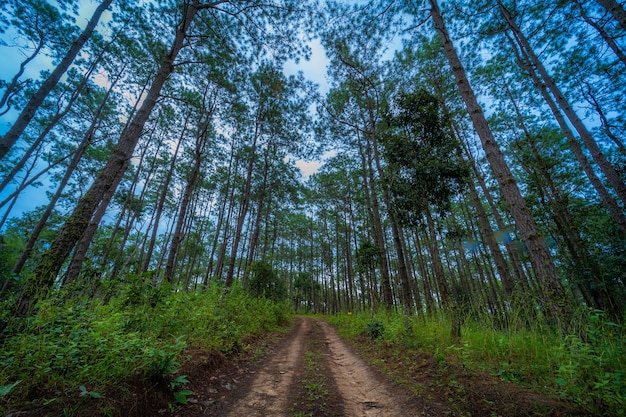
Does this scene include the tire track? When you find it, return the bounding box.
[222,317,311,417]
[316,319,416,417]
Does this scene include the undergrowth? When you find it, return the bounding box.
[327,308,625,416]
[0,282,291,414]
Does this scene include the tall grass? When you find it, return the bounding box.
[328,308,626,415]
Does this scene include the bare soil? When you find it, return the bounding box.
[10,316,591,417]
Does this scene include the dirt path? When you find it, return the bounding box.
[316,320,416,417]
[221,317,312,417]
[160,316,581,417]
[213,317,417,417]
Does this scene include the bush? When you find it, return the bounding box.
[0,282,292,412]
[366,320,385,340]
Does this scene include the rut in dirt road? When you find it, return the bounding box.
[316,319,417,417]
[222,317,311,417]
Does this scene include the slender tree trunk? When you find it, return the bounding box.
[499,1,626,207]
[575,0,626,67]
[367,92,414,314]
[413,228,436,315]
[504,31,626,235]
[581,83,626,155]
[12,68,120,274]
[0,38,45,114]
[0,62,97,194]
[429,0,570,329]
[163,106,212,283]
[243,149,271,284]
[225,103,262,288]
[142,122,186,273]
[203,145,237,286]
[0,0,113,160]
[13,2,201,317]
[63,181,117,287]
[359,132,394,307]
[0,146,42,229]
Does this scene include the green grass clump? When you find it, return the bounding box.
[328,308,626,416]
[0,282,291,411]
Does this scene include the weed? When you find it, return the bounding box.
[366,320,385,340]
[0,282,291,414]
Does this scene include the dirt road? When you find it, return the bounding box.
[207,317,417,417]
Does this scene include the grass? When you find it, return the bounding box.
[327,308,626,416]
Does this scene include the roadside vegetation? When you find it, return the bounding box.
[0,282,290,416]
[328,309,626,416]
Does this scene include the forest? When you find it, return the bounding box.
[0,0,625,416]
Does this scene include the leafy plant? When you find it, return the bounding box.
[366,320,385,340]
[79,385,105,399]
[0,380,21,397]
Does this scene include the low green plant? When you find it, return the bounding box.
[0,380,21,397]
[365,320,385,340]
[170,375,193,404]
[327,308,626,416]
[0,282,292,414]
[79,385,104,399]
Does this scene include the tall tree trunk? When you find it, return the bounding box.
[12,68,120,274]
[0,37,45,114]
[498,1,626,207]
[163,102,213,283]
[428,0,570,329]
[0,146,42,229]
[224,103,262,288]
[504,30,626,235]
[0,57,102,194]
[203,145,237,286]
[366,91,414,314]
[358,132,394,308]
[13,2,202,317]
[575,0,626,67]
[0,0,113,160]
[243,149,271,284]
[142,121,187,273]
[62,181,117,288]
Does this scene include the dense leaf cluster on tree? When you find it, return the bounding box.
[0,0,625,338]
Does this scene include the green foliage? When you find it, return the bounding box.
[0,380,21,397]
[0,283,290,411]
[79,385,104,399]
[365,320,385,340]
[328,309,626,416]
[170,375,192,405]
[292,272,321,312]
[247,260,288,302]
[380,89,469,225]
